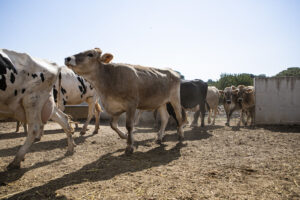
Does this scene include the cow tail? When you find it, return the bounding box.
[205,101,210,111]
[57,71,62,108]
[95,102,102,113]
[204,83,210,112]
[166,103,186,126]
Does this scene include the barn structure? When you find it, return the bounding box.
[255,77,300,125]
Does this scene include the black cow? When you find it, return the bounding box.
[167,79,209,127]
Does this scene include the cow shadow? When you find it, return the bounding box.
[0,134,93,158]
[0,131,27,140]
[4,142,186,199]
[0,128,68,140]
[163,127,212,142]
[0,155,68,186]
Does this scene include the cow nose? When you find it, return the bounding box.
[65,57,71,63]
[226,100,231,104]
[238,98,242,102]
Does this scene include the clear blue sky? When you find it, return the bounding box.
[1,0,300,81]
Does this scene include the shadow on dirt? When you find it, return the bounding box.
[0,122,91,140]
[0,134,94,158]
[0,155,68,187]
[258,125,300,133]
[3,142,187,200]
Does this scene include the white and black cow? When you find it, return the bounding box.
[52,66,102,135]
[16,54,113,135]
[52,54,113,135]
[0,49,75,170]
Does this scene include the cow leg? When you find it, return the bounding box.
[16,121,20,132]
[125,108,136,155]
[250,108,255,126]
[212,108,217,125]
[8,93,48,170]
[93,102,101,135]
[191,110,200,127]
[225,109,234,126]
[7,123,42,170]
[134,110,142,126]
[110,114,128,139]
[80,97,95,135]
[199,101,206,127]
[23,123,28,135]
[207,109,212,124]
[169,101,184,141]
[237,110,244,127]
[50,107,75,153]
[156,105,169,144]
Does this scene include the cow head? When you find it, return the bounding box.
[65,48,113,75]
[235,85,247,103]
[222,86,235,104]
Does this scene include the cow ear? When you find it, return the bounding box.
[231,85,236,90]
[94,48,102,60]
[246,89,253,94]
[232,89,238,95]
[101,53,113,63]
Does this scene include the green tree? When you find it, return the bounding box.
[275,67,300,77]
[216,73,253,90]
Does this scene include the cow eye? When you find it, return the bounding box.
[87,53,93,57]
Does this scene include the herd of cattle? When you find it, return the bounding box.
[0,48,255,170]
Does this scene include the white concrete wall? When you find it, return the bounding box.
[255,77,300,125]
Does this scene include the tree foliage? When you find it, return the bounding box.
[275,67,300,77]
[208,73,254,90]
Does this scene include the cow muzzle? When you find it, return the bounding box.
[64,56,76,66]
[226,100,231,104]
[238,98,243,103]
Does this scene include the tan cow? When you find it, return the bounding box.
[206,86,220,125]
[219,86,241,126]
[65,48,185,154]
[235,85,255,126]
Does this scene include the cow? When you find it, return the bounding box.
[53,66,103,135]
[166,79,209,127]
[0,49,75,170]
[219,86,242,126]
[65,48,185,154]
[206,86,220,125]
[15,53,113,135]
[235,85,255,126]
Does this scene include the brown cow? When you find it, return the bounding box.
[235,85,255,126]
[65,48,185,154]
[219,86,241,126]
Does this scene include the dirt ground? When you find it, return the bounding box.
[0,116,300,200]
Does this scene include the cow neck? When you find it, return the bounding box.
[86,61,110,95]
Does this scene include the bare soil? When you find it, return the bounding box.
[0,117,300,200]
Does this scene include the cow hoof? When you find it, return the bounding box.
[156,139,162,145]
[65,151,74,156]
[92,130,98,135]
[34,138,41,142]
[178,135,184,141]
[201,124,204,128]
[225,123,229,126]
[7,163,20,171]
[80,131,86,136]
[125,147,134,155]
